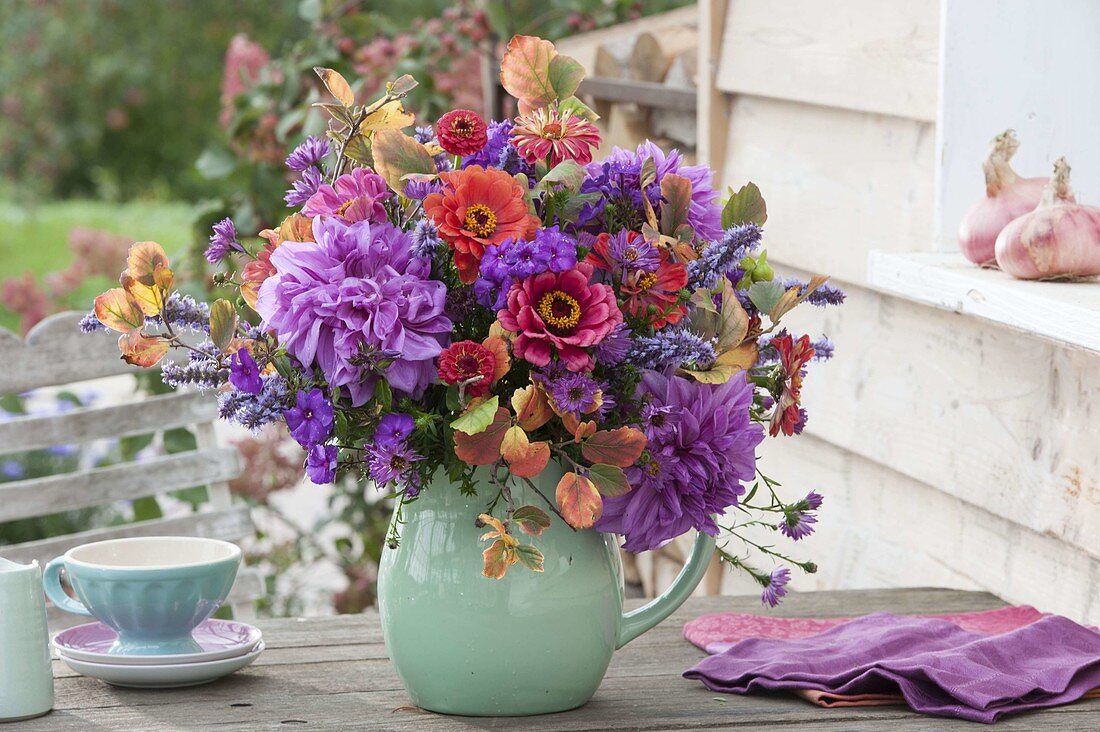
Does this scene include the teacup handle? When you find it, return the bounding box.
[42,557,92,616]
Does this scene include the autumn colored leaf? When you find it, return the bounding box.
[534,161,586,194]
[209,299,238,352]
[94,288,145,333]
[120,273,164,317]
[573,420,596,443]
[511,385,553,431]
[513,544,545,573]
[587,463,632,498]
[387,74,418,97]
[482,335,510,383]
[118,330,169,368]
[360,100,415,134]
[717,278,750,351]
[453,407,511,465]
[683,344,759,384]
[125,241,170,286]
[450,395,500,436]
[314,67,354,106]
[372,129,436,196]
[500,426,550,478]
[499,35,584,111]
[770,274,829,322]
[555,471,602,529]
[478,513,515,544]
[659,173,693,236]
[511,505,552,537]
[721,182,768,229]
[482,539,517,579]
[581,427,647,468]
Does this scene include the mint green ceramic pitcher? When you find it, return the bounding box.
[377,463,715,716]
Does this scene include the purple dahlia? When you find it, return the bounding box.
[595,370,764,552]
[256,217,451,405]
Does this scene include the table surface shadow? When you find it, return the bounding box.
[24,587,1100,731]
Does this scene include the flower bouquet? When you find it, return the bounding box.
[85,35,842,714]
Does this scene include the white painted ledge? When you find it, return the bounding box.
[867,251,1100,354]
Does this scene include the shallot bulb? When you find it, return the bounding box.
[958,130,1053,267]
[995,158,1100,280]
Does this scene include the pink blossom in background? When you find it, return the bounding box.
[1,272,49,335]
[220,34,271,127]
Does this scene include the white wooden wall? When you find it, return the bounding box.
[697,0,1100,622]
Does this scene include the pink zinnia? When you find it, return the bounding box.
[497,262,622,372]
[510,108,601,167]
[303,167,391,224]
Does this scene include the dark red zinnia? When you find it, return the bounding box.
[437,340,495,396]
[437,109,488,156]
[769,333,816,437]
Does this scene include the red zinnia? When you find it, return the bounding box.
[617,251,688,329]
[769,333,816,437]
[511,107,601,167]
[436,109,488,156]
[423,166,540,284]
[438,340,496,397]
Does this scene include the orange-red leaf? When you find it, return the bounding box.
[482,335,511,383]
[555,471,602,529]
[453,407,511,465]
[482,539,517,579]
[499,35,584,110]
[500,426,550,478]
[511,505,552,537]
[94,288,146,333]
[118,331,169,368]
[126,242,170,286]
[511,385,553,431]
[581,427,647,467]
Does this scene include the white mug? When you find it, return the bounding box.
[0,556,54,722]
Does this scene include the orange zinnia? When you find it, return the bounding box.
[423,166,539,284]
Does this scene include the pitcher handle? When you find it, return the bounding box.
[616,531,716,649]
[42,557,92,616]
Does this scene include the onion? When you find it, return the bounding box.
[995,158,1100,280]
[958,130,1052,267]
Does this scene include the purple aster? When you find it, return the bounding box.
[366,439,423,487]
[802,490,824,510]
[592,322,631,367]
[640,401,681,439]
[285,166,323,207]
[228,349,263,394]
[544,371,602,418]
[778,509,817,541]
[283,388,334,448]
[303,167,391,224]
[256,216,451,404]
[627,329,717,370]
[761,567,791,607]
[306,444,338,484]
[606,229,659,273]
[595,370,764,552]
[205,218,243,264]
[688,223,763,290]
[286,136,330,171]
[374,412,414,449]
[403,177,442,201]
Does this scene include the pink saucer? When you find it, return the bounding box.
[53,618,262,666]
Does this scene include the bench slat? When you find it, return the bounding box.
[0,390,219,455]
[0,447,242,522]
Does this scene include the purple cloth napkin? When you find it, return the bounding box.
[684,612,1100,723]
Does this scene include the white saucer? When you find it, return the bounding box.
[59,640,264,688]
[53,618,263,666]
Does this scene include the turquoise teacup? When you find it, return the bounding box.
[43,537,241,656]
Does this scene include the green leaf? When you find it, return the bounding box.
[343,133,373,166]
[387,74,418,97]
[195,147,236,180]
[721,182,768,229]
[511,505,552,537]
[514,543,545,572]
[535,160,586,194]
[588,463,632,497]
[209,299,238,352]
[548,54,584,100]
[747,281,785,317]
[371,129,435,196]
[559,95,599,122]
[131,496,162,522]
[449,396,500,436]
[373,380,393,412]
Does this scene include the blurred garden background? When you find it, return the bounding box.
[0,0,690,616]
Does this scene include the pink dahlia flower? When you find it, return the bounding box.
[497,262,622,372]
[303,167,391,224]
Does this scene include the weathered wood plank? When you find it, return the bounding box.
[720,96,935,285]
[715,0,938,122]
[0,390,218,455]
[555,4,699,74]
[698,0,731,180]
[0,447,242,521]
[577,77,697,111]
[0,312,143,395]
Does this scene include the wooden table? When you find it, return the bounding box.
[25,588,1100,730]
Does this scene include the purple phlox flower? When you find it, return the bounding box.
[283,388,334,448]
[607,229,659,274]
[544,371,603,419]
[306,443,338,484]
[217,375,292,430]
[473,227,577,310]
[781,278,846,307]
[810,336,835,361]
[78,310,106,333]
[411,218,442,258]
[403,177,443,201]
[778,508,817,541]
[595,370,764,552]
[1,459,23,479]
[303,167,391,224]
[256,216,452,404]
[205,217,244,264]
[761,567,791,607]
[162,343,229,391]
[688,223,763,290]
[592,321,631,366]
[286,136,330,172]
[366,439,423,487]
[229,349,263,394]
[627,329,717,371]
[375,412,414,449]
[285,166,323,207]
